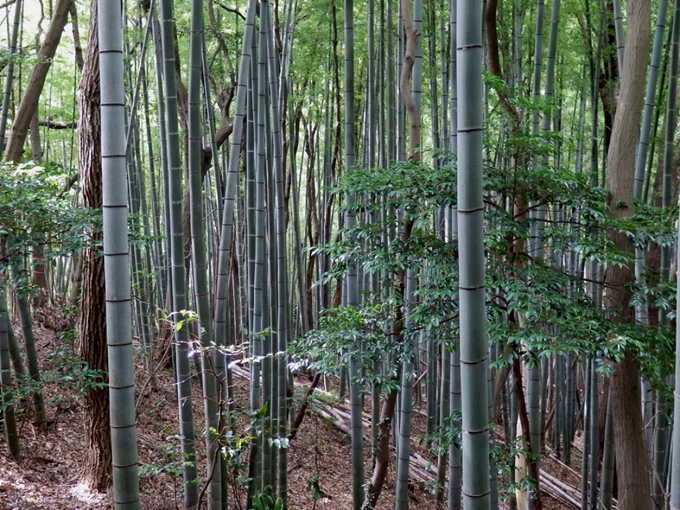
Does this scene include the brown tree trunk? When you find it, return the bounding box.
[304,121,319,332]
[69,1,84,72]
[31,242,47,308]
[4,0,71,163]
[27,109,47,308]
[77,1,111,491]
[604,2,652,509]
[366,388,400,508]
[29,111,42,162]
[69,251,83,306]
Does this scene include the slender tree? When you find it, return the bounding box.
[394,1,420,508]
[670,32,680,504]
[344,0,365,507]
[8,235,46,431]
[634,0,669,199]
[98,0,140,506]
[187,0,221,506]
[605,2,652,509]
[457,1,490,510]
[0,0,23,151]
[77,0,111,491]
[4,0,71,163]
[666,0,680,510]
[158,0,199,505]
[0,280,20,460]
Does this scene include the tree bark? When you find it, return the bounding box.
[69,1,84,72]
[604,2,652,509]
[77,0,111,491]
[29,111,42,162]
[4,0,71,163]
[31,241,47,307]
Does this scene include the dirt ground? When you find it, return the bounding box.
[0,307,577,509]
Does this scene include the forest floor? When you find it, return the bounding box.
[0,305,581,509]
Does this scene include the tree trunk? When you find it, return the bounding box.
[98,0,140,503]
[77,0,111,491]
[69,1,84,72]
[457,0,490,509]
[604,2,652,510]
[29,100,46,309]
[29,111,42,162]
[31,241,47,307]
[4,0,71,163]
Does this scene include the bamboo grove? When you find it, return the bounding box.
[2,0,680,509]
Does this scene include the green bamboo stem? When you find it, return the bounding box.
[634,0,669,200]
[126,113,153,369]
[248,18,267,495]
[564,354,575,464]
[6,310,25,379]
[447,4,461,509]
[653,2,680,506]
[412,0,423,118]
[98,0,140,505]
[263,0,291,498]
[200,32,224,229]
[512,0,522,88]
[0,0,22,150]
[0,283,20,460]
[457,0,490,508]
[158,0,198,504]
[150,13,173,323]
[367,0,376,170]
[642,30,672,204]
[387,0,396,163]
[214,0,257,410]
[344,0,364,505]
[397,3,405,162]
[669,60,680,504]
[395,269,416,510]
[612,0,625,74]
[436,342,452,505]
[600,392,615,509]
[187,0,221,506]
[588,358,599,508]
[580,358,590,510]
[141,61,164,318]
[132,116,155,369]
[9,242,46,431]
[553,356,562,451]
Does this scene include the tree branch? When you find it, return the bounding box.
[38,119,76,129]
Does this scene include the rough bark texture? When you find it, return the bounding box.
[69,1,84,72]
[77,1,111,491]
[4,0,71,163]
[29,111,42,162]
[31,242,47,307]
[200,84,235,176]
[604,2,652,509]
[304,121,319,332]
[37,119,77,129]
